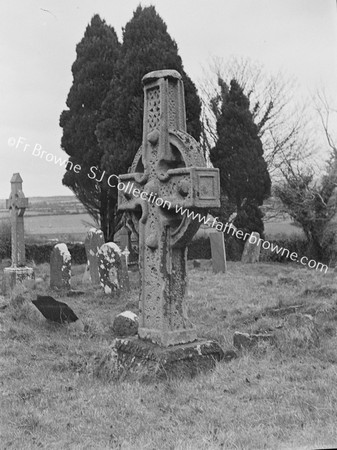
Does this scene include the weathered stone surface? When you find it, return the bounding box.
[241,232,261,263]
[118,69,220,347]
[209,232,226,273]
[84,228,104,285]
[2,173,35,296]
[6,173,28,267]
[114,337,225,380]
[98,242,130,294]
[82,263,91,285]
[115,226,129,253]
[233,331,276,350]
[50,243,71,290]
[113,311,138,337]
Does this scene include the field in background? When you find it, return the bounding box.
[24,213,95,243]
[0,261,336,449]
[0,193,302,244]
[264,221,304,238]
[0,196,95,243]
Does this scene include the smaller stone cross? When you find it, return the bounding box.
[6,173,29,267]
[2,173,34,296]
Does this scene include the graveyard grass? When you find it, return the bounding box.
[1,261,337,450]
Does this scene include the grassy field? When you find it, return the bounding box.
[0,209,303,242]
[1,260,337,449]
[24,213,95,243]
[264,221,304,238]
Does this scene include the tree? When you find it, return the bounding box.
[59,15,120,239]
[274,91,337,263]
[210,78,271,235]
[200,57,313,180]
[96,5,202,239]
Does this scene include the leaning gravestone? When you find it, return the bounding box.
[97,243,130,294]
[241,232,261,263]
[2,173,34,296]
[50,243,71,290]
[84,228,104,285]
[114,69,225,377]
[209,232,227,273]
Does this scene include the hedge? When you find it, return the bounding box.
[187,233,311,264]
[1,234,311,266]
[24,243,87,265]
[260,234,309,263]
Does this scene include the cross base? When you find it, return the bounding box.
[138,327,197,347]
[2,267,35,296]
[113,337,227,381]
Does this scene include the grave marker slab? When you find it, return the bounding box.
[50,243,71,290]
[97,243,130,294]
[84,228,105,285]
[241,232,261,263]
[209,232,227,273]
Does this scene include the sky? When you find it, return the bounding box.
[1,0,336,198]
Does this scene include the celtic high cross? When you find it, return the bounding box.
[6,173,29,267]
[118,70,220,347]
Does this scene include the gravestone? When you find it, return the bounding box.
[97,242,130,294]
[50,243,71,290]
[2,173,34,295]
[84,228,104,285]
[209,232,227,273]
[241,232,261,263]
[82,263,91,285]
[116,226,131,266]
[114,70,224,376]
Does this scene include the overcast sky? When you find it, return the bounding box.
[1,0,336,197]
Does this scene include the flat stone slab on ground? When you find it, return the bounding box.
[114,337,226,380]
[233,331,276,350]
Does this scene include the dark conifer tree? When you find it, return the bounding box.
[210,79,271,236]
[96,5,202,238]
[59,15,120,239]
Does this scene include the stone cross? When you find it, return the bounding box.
[6,173,29,267]
[118,70,220,347]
